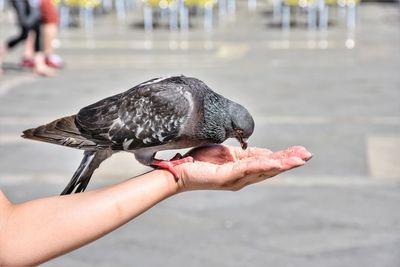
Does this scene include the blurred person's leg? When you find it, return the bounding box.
[6,28,29,50]
[34,52,55,76]
[0,46,4,76]
[44,24,57,56]
[31,21,55,76]
[41,0,63,69]
[21,32,36,68]
[43,23,64,69]
[6,0,41,50]
[0,26,29,75]
[1,0,41,75]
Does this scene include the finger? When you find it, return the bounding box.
[228,158,283,181]
[270,146,312,162]
[245,156,305,176]
[279,156,306,170]
[230,156,306,190]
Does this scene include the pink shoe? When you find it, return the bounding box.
[45,54,64,69]
[21,58,35,68]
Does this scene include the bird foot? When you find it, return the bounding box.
[151,154,194,180]
[170,153,184,161]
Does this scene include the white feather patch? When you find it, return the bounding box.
[139,76,171,87]
[142,137,152,144]
[123,138,134,150]
[110,117,123,129]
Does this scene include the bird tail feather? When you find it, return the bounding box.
[61,150,111,195]
[21,115,97,150]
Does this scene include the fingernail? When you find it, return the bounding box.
[304,151,313,160]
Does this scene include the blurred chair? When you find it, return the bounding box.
[248,0,256,11]
[100,0,134,19]
[338,0,360,29]
[227,0,235,16]
[318,0,330,30]
[318,0,360,30]
[272,0,283,25]
[218,0,237,18]
[218,0,235,17]
[142,0,178,31]
[279,0,360,30]
[55,0,73,29]
[218,0,227,17]
[79,0,101,31]
[101,0,113,11]
[180,0,216,32]
[115,0,131,20]
[281,0,318,30]
[57,0,101,31]
[0,0,5,12]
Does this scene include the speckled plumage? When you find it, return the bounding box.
[22,76,254,194]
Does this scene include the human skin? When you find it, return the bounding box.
[0,145,311,265]
[23,32,35,59]
[43,23,57,56]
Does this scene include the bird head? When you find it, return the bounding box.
[228,102,255,150]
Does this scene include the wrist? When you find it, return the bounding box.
[153,169,181,196]
[150,166,192,194]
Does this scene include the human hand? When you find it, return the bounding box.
[174,145,312,192]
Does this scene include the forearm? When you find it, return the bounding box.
[0,170,178,266]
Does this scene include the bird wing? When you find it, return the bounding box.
[75,82,192,150]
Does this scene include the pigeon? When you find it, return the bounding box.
[22,76,255,195]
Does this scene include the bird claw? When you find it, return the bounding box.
[151,155,194,181]
[170,153,183,161]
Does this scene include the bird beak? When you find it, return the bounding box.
[235,130,248,150]
[236,137,248,150]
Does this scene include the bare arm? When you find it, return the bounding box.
[0,145,311,265]
[0,170,177,266]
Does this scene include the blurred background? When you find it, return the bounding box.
[0,0,399,266]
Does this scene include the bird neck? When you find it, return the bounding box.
[197,94,231,143]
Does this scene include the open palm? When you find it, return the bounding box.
[175,145,312,192]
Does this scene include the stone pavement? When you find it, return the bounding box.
[0,1,399,266]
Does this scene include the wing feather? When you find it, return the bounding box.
[75,78,192,150]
